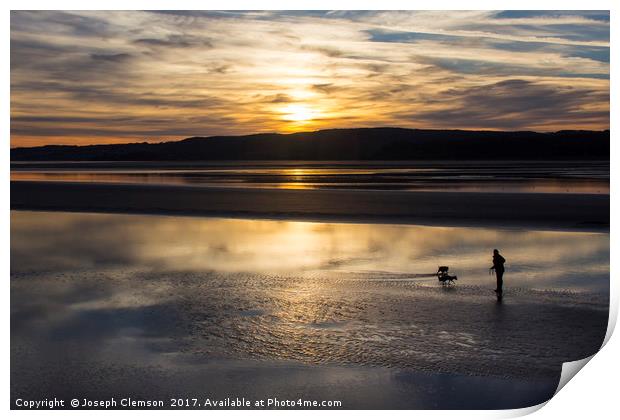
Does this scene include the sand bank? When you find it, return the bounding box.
[11,180,609,230]
[12,265,607,409]
[11,211,608,409]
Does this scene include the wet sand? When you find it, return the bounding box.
[12,354,560,410]
[10,181,610,230]
[11,267,606,409]
[10,175,610,410]
[11,211,609,409]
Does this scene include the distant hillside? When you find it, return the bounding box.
[10,128,610,161]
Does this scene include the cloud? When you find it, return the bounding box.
[411,54,608,79]
[300,44,346,58]
[493,10,610,22]
[311,83,342,94]
[133,34,213,49]
[259,93,293,104]
[11,10,112,38]
[90,53,133,62]
[399,79,609,130]
[9,10,610,146]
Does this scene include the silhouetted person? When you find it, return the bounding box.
[490,249,506,296]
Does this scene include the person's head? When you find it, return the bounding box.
[493,249,499,256]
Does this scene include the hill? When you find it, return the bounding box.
[10,128,610,161]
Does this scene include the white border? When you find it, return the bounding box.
[3,1,616,419]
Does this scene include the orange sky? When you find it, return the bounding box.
[11,10,610,147]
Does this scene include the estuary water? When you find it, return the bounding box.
[11,160,610,194]
[11,211,609,408]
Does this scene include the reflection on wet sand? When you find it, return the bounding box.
[11,211,609,409]
[10,160,610,194]
[11,211,609,292]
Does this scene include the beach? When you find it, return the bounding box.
[10,209,609,409]
[10,160,610,410]
[10,180,610,230]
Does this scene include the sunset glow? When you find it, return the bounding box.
[282,105,315,123]
[10,10,610,147]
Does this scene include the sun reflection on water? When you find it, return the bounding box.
[11,211,609,293]
[11,210,609,380]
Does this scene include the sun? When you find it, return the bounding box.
[282,104,314,122]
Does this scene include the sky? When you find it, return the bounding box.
[10,10,610,147]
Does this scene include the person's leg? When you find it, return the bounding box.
[497,271,504,294]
